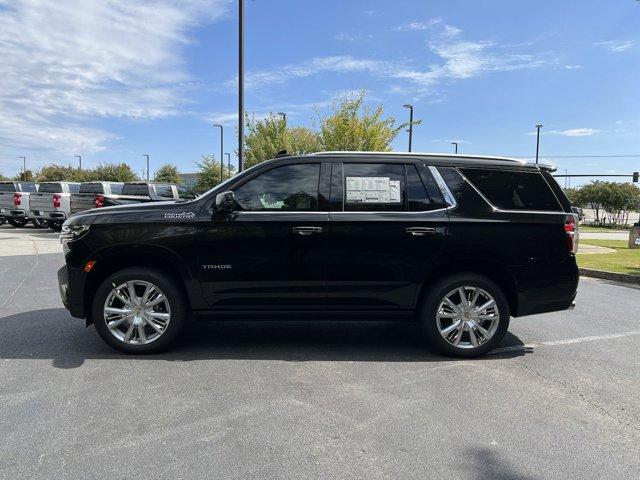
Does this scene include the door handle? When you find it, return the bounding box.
[292,226,323,236]
[406,227,437,236]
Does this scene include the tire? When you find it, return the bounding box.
[92,268,186,354]
[31,218,48,228]
[49,222,62,232]
[0,217,5,226]
[8,218,28,227]
[419,273,510,358]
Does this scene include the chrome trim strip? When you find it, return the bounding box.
[428,166,457,209]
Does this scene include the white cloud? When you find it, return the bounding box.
[597,40,634,52]
[564,64,583,70]
[396,18,442,31]
[533,128,601,137]
[0,0,229,171]
[333,32,372,42]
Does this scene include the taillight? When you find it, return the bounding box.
[94,194,105,208]
[14,192,21,206]
[564,214,579,254]
[53,194,61,208]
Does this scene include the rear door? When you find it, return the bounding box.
[326,160,450,310]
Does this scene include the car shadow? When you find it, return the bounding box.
[0,308,529,369]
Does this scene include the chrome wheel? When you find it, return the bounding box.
[436,286,500,349]
[103,280,171,345]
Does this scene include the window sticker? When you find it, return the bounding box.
[346,177,401,204]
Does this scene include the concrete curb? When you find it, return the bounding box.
[580,268,640,285]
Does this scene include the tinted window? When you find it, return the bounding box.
[0,183,15,192]
[154,185,174,199]
[177,185,196,200]
[68,184,80,194]
[406,165,432,211]
[343,163,405,211]
[461,169,562,211]
[19,182,37,192]
[38,183,62,193]
[109,183,124,195]
[79,183,104,194]
[234,163,320,211]
[122,184,150,196]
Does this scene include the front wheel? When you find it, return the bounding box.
[92,268,186,354]
[419,274,510,358]
[49,221,63,232]
[8,218,28,227]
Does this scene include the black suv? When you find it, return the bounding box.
[58,152,579,357]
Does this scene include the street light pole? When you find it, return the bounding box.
[75,155,82,170]
[214,124,224,181]
[535,124,543,164]
[402,104,414,152]
[451,142,458,154]
[19,156,26,175]
[143,154,150,181]
[225,153,231,179]
[238,0,245,172]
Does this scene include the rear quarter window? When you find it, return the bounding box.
[461,168,562,212]
[154,185,174,199]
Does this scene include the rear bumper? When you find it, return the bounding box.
[32,210,67,221]
[512,256,580,317]
[57,265,86,319]
[9,209,28,218]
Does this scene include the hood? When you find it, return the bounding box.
[64,199,200,226]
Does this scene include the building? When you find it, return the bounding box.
[179,172,200,189]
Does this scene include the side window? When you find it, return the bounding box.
[234,163,320,211]
[109,183,124,195]
[177,185,196,200]
[343,163,405,212]
[461,168,562,211]
[68,184,80,194]
[155,185,174,199]
[406,164,433,211]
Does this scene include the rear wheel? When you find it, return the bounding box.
[92,268,186,354]
[0,217,5,226]
[31,218,48,228]
[49,221,63,232]
[8,218,28,227]
[419,273,510,357]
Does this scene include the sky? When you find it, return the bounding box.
[0,0,639,186]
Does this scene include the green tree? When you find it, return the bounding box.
[154,164,182,184]
[13,170,34,181]
[244,114,289,168]
[36,165,88,182]
[195,155,236,193]
[287,127,321,155]
[91,163,139,182]
[0,171,7,181]
[576,181,640,227]
[562,187,579,204]
[316,91,412,151]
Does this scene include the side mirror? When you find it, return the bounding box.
[215,191,237,211]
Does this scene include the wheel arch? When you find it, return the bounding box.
[83,245,199,325]
[416,251,518,317]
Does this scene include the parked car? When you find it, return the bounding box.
[58,152,579,356]
[30,182,81,231]
[94,182,197,208]
[70,182,124,215]
[0,181,39,227]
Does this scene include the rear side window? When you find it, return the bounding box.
[0,183,15,192]
[461,169,562,211]
[177,185,196,200]
[79,183,103,194]
[122,184,150,196]
[38,183,62,193]
[155,185,174,199]
[19,182,37,192]
[109,183,124,195]
[343,163,405,211]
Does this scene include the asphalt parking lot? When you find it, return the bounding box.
[1,225,639,479]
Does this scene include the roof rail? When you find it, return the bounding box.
[307,151,526,164]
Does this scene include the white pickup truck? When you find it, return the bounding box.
[0,181,39,227]
[30,182,81,231]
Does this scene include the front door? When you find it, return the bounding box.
[326,161,449,310]
[197,162,329,310]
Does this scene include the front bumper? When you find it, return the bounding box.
[57,265,86,319]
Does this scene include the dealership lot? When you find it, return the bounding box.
[1,226,639,479]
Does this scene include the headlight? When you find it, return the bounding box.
[60,225,90,245]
